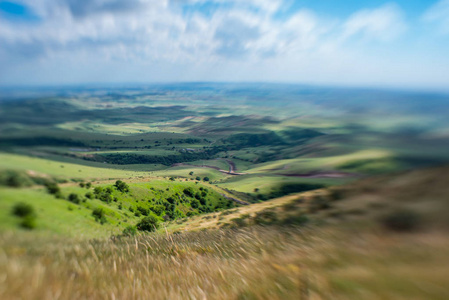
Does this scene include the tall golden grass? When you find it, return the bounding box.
[1,225,448,300]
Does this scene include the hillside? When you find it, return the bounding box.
[1,166,449,299]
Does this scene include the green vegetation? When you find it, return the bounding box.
[1,85,449,298]
[136,215,160,232]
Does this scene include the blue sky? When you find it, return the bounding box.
[0,0,448,90]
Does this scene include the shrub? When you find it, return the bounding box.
[203,177,210,182]
[68,193,80,204]
[12,202,35,218]
[0,170,33,188]
[195,176,201,181]
[85,182,92,189]
[79,182,85,188]
[45,182,60,195]
[191,199,201,209]
[85,192,93,199]
[183,187,195,197]
[122,225,137,236]
[137,206,149,216]
[20,216,37,230]
[149,204,165,216]
[93,186,103,195]
[114,180,130,193]
[99,193,112,203]
[382,209,421,232]
[92,208,107,224]
[136,215,160,232]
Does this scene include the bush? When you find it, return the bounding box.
[85,192,94,199]
[122,225,137,236]
[114,180,129,193]
[45,182,61,195]
[99,193,112,203]
[203,177,210,182]
[12,202,35,218]
[93,186,103,195]
[0,170,34,188]
[382,209,421,232]
[68,193,80,204]
[136,215,160,232]
[20,216,37,230]
[92,208,107,224]
[137,206,149,216]
[149,204,165,216]
[183,187,195,197]
[191,199,201,209]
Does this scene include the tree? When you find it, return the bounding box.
[114,180,129,193]
[189,171,194,175]
[203,177,210,182]
[136,215,160,232]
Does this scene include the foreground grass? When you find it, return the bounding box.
[0,226,448,300]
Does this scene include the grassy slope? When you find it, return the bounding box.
[1,163,449,299]
[0,152,147,180]
[0,178,238,238]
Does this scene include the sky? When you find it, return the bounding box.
[0,0,449,90]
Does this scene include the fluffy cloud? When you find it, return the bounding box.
[341,3,406,42]
[2,0,446,89]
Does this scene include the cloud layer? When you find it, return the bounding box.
[0,0,448,90]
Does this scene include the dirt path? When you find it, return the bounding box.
[173,159,245,176]
[220,194,249,206]
[282,171,358,178]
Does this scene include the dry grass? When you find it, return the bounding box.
[1,225,448,300]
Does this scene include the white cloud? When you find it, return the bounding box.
[423,0,449,34]
[0,1,448,90]
[341,3,407,42]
